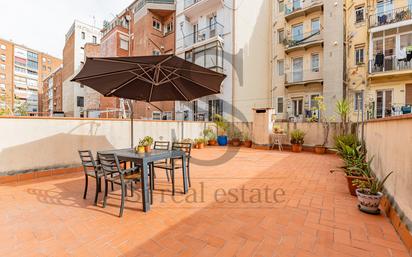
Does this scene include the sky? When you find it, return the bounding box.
[0,0,134,58]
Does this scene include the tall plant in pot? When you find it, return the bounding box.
[230,128,242,147]
[203,127,217,146]
[354,170,393,214]
[336,99,350,135]
[213,114,229,146]
[311,96,333,154]
[290,129,305,153]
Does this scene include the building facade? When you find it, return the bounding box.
[175,0,271,122]
[62,20,101,117]
[41,66,63,116]
[0,38,61,115]
[346,0,412,120]
[272,0,345,121]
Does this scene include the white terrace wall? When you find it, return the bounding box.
[361,115,412,229]
[0,117,211,175]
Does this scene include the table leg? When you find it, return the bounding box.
[182,154,188,194]
[141,161,150,212]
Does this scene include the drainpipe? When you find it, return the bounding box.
[231,0,236,123]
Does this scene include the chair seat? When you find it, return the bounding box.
[154,163,182,170]
[106,171,141,184]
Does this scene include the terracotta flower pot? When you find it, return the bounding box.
[197,143,205,149]
[314,145,326,154]
[291,144,302,153]
[244,140,252,148]
[356,189,383,213]
[208,140,217,146]
[144,146,151,153]
[232,138,241,147]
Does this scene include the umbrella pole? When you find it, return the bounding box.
[130,100,134,149]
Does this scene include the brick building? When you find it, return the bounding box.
[41,66,63,116]
[0,38,61,115]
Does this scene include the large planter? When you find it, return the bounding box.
[231,138,241,147]
[346,175,368,196]
[291,144,302,153]
[217,135,228,146]
[244,140,252,148]
[356,189,383,214]
[314,145,326,154]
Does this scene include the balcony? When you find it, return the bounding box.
[283,30,323,53]
[284,68,323,87]
[369,5,412,30]
[178,22,224,49]
[183,0,221,19]
[133,0,175,19]
[284,0,323,21]
[369,55,412,77]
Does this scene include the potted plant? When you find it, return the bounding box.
[243,132,252,148]
[142,136,153,152]
[354,171,393,214]
[194,138,205,149]
[230,129,242,147]
[311,96,332,154]
[203,127,217,146]
[213,114,229,146]
[272,125,284,134]
[136,139,146,154]
[290,129,305,152]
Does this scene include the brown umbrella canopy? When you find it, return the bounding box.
[71,55,226,102]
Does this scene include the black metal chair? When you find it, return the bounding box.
[154,142,192,195]
[78,150,103,205]
[97,152,141,217]
[153,141,171,181]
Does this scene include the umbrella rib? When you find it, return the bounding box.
[106,76,140,96]
[169,79,189,101]
[129,70,155,84]
[158,68,179,84]
[136,64,155,83]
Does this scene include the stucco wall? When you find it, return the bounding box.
[0,117,210,175]
[362,115,412,228]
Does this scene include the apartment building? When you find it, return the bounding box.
[41,66,63,116]
[0,38,61,115]
[272,0,345,121]
[175,0,271,122]
[346,0,412,120]
[62,20,101,117]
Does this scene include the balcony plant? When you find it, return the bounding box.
[194,138,205,149]
[311,96,334,154]
[354,169,393,214]
[203,127,217,146]
[142,136,153,152]
[290,129,305,153]
[213,114,229,146]
[243,132,252,148]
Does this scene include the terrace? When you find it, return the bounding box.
[0,115,411,256]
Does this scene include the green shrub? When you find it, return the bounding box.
[290,129,305,145]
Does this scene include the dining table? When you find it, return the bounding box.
[97,148,188,212]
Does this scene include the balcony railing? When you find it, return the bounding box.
[134,0,174,13]
[369,55,412,74]
[284,68,322,85]
[285,0,323,16]
[283,30,322,48]
[180,22,224,48]
[369,5,412,28]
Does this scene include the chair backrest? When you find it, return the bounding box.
[78,150,97,173]
[172,142,192,157]
[97,153,122,176]
[154,141,170,150]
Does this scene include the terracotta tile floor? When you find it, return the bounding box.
[0,148,409,257]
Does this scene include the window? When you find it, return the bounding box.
[27,60,38,70]
[376,90,392,118]
[165,21,174,34]
[42,65,46,71]
[27,70,38,76]
[311,53,320,72]
[27,52,38,61]
[311,18,320,33]
[92,36,97,44]
[152,111,161,120]
[355,6,365,23]
[120,39,129,50]
[355,47,364,65]
[81,32,85,39]
[277,97,284,113]
[0,64,5,71]
[162,112,173,120]
[277,60,284,76]
[354,91,363,111]
[292,98,304,117]
[208,99,223,121]
[42,57,46,63]
[1,54,5,62]
[77,96,84,107]
[278,29,284,43]
[152,19,161,31]
[292,23,303,41]
[152,50,160,56]
[0,74,5,80]
[0,44,5,50]
[15,66,26,74]
[278,0,284,13]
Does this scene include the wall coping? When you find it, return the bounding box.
[366,114,412,123]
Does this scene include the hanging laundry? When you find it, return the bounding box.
[375,53,384,67]
[398,47,407,60]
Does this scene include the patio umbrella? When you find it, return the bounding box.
[71,54,226,148]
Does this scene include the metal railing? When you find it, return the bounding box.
[369,55,412,73]
[283,30,322,48]
[284,68,322,84]
[134,0,174,13]
[284,0,323,16]
[369,5,412,28]
[180,22,224,48]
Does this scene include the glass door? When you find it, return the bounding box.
[376,90,392,118]
[292,57,303,82]
[292,98,303,117]
[292,24,303,41]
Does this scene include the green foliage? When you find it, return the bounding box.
[290,129,305,145]
[334,134,360,153]
[336,99,350,134]
[213,114,229,135]
[230,127,242,140]
[15,102,29,116]
[194,138,206,144]
[203,127,216,141]
[354,171,394,195]
[140,136,153,147]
